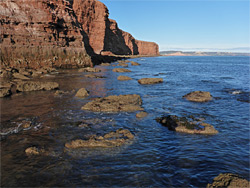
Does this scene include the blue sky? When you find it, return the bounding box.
[100,0,250,52]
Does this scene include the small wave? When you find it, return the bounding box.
[231,90,243,95]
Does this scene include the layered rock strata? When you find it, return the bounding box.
[1,0,159,69]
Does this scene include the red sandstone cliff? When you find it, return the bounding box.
[0,0,159,68]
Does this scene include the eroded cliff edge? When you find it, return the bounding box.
[0,0,159,69]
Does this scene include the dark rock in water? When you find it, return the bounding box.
[81,94,143,112]
[138,78,163,85]
[117,75,132,81]
[75,88,89,98]
[236,92,250,103]
[112,68,131,73]
[156,115,218,135]
[0,87,12,97]
[183,91,212,102]
[207,173,250,188]
[16,81,59,92]
[65,129,134,149]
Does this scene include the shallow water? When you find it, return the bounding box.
[1,56,249,187]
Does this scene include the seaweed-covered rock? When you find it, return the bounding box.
[207,173,250,188]
[183,91,212,102]
[156,115,218,135]
[81,94,143,112]
[65,129,134,149]
[112,68,131,73]
[117,75,132,81]
[138,78,163,85]
[16,81,59,92]
[75,88,89,98]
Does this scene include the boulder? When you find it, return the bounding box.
[183,91,212,102]
[16,81,59,92]
[82,94,144,112]
[78,67,101,73]
[131,61,140,66]
[156,115,218,135]
[75,88,89,98]
[0,88,12,97]
[136,111,148,118]
[207,173,250,188]
[25,147,45,156]
[138,78,163,85]
[112,68,131,73]
[117,76,132,81]
[65,129,134,149]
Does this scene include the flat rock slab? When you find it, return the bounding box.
[81,94,144,112]
[207,173,250,188]
[138,78,163,85]
[156,115,218,135]
[78,67,101,72]
[112,68,131,73]
[16,81,59,92]
[65,129,134,149]
[130,61,140,66]
[183,91,212,102]
[117,76,132,81]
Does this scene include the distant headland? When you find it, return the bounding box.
[160,51,250,57]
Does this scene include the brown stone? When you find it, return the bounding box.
[131,61,140,66]
[0,87,12,97]
[136,111,148,118]
[112,68,131,73]
[138,78,163,85]
[117,76,132,81]
[183,91,212,102]
[12,73,30,80]
[81,94,144,112]
[84,74,106,78]
[75,88,89,98]
[65,129,134,149]
[16,81,59,92]
[207,173,250,188]
[78,67,101,73]
[25,147,45,156]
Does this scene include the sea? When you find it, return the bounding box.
[1,56,249,187]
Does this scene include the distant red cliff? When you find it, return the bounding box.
[0,0,159,68]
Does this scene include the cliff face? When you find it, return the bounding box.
[0,0,159,68]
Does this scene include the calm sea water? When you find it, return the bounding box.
[1,56,249,187]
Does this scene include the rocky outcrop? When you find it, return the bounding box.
[16,81,59,92]
[117,75,132,81]
[138,78,163,85]
[81,94,144,112]
[1,0,159,69]
[183,91,212,102]
[65,129,134,149]
[0,0,92,69]
[207,173,250,188]
[156,115,218,135]
[113,68,131,73]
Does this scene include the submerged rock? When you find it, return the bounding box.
[207,173,250,188]
[138,78,163,85]
[16,81,59,92]
[136,111,148,118]
[118,63,129,67]
[112,68,131,73]
[156,115,218,135]
[117,75,132,81]
[54,90,70,96]
[84,74,106,78]
[81,94,144,112]
[100,63,110,66]
[65,129,134,149]
[130,61,140,66]
[183,91,212,102]
[75,88,89,98]
[78,67,101,73]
